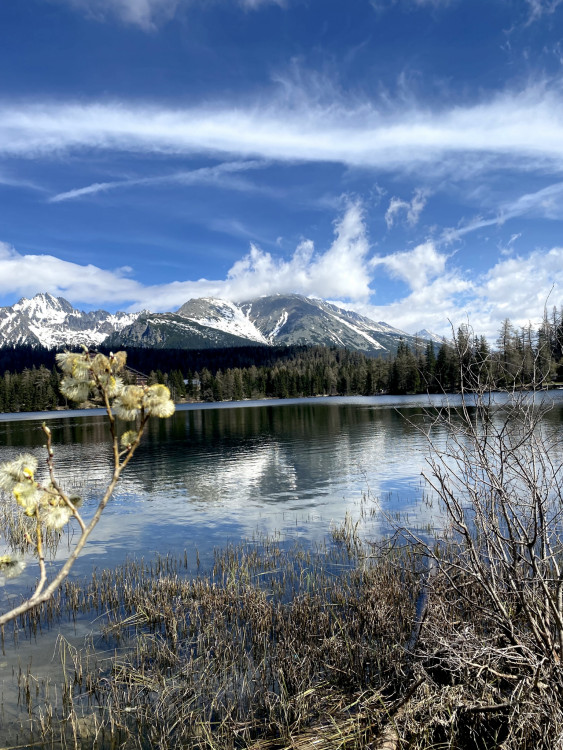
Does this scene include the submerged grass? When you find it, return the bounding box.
[4,520,562,749]
[1,525,423,750]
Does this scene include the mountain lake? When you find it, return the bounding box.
[1,392,563,741]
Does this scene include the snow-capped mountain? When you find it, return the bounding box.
[177,298,268,344]
[0,292,439,355]
[103,310,256,350]
[240,295,409,351]
[0,293,138,348]
[108,294,424,355]
[414,329,447,345]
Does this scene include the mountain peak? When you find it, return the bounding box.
[1,292,429,355]
[0,295,138,348]
[14,292,75,316]
[415,329,446,344]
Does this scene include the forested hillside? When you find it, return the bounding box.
[0,312,562,413]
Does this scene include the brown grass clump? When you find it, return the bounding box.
[4,532,423,749]
[6,528,563,749]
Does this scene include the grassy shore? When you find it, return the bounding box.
[2,515,560,750]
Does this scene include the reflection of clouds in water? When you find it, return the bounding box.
[143,442,299,507]
[2,394,541,579]
[0,402,438,556]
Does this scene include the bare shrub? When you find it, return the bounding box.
[398,332,563,748]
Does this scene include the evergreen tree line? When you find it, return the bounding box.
[1,310,562,412]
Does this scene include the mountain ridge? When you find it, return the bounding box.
[0,292,437,356]
[0,293,138,349]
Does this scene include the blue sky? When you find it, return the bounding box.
[1,0,563,337]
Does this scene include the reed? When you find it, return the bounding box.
[5,519,559,749]
[1,527,422,749]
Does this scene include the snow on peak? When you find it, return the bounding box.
[0,293,139,348]
[415,329,446,344]
[177,298,268,344]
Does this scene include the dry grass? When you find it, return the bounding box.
[4,527,563,749]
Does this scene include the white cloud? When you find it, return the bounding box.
[372,241,447,290]
[0,203,373,311]
[0,242,144,305]
[385,188,428,229]
[477,248,563,327]
[1,209,562,342]
[353,244,563,339]
[348,269,473,336]
[49,160,267,202]
[51,0,284,29]
[2,83,563,178]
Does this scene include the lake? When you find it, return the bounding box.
[0,395,450,589]
[2,391,563,586]
[1,392,563,738]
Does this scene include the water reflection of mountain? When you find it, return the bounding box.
[2,393,562,563]
[0,399,433,519]
[116,402,432,511]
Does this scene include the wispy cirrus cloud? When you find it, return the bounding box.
[443,181,563,242]
[371,0,454,11]
[50,0,284,29]
[3,83,563,177]
[49,160,268,202]
[499,181,563,221]
[525,0,563,21]
[385,188,428,229]
[239,0,285,9]
[50,0,180,30]
[0,173,46,192]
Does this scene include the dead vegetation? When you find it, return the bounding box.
[4,492,563,750]
[4,535,422,749]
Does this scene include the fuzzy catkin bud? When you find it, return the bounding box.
[0,454,38,491]
[59,377,92,403]
[142,384,175,418]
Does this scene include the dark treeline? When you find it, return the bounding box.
[1,309,562,412]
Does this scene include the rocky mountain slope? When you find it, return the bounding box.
[108,294,421,355]
[0,293,138,348]
[0,292,434,356]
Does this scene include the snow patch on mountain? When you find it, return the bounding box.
[0,293,139,348]
[267,311,289,342]
[328,313,385,350]
[177,298,268,344]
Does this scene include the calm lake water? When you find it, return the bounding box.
[2,392,563,591]
[1,392,563,733]
[0,395,450,592]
